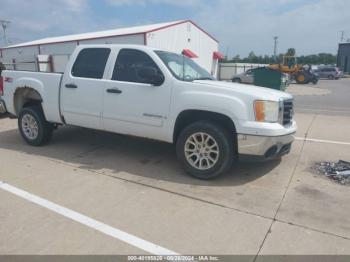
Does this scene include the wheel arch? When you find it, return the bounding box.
[173,109,237,146]
[13,86,43,116]
[12,78,45,116]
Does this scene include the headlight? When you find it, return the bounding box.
[254,100,280,123]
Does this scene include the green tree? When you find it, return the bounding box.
[220,51,336,65]
[248,51,257,61]
[232,55,241,63]
[286,48,296,56]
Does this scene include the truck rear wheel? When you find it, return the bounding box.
[18,106,54,146]
[176,121,234,179]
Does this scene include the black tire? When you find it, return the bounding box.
[18,106,54,146]
[176,121,235,179]
[328,75,335,80]
[295,72,308,84]
[232,78,241,83]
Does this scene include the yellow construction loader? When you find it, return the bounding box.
[269,56,318,84]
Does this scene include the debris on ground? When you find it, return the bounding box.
[314,160,350,185]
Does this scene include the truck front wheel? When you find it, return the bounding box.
[18,106,54,146]
[176,121,235,179]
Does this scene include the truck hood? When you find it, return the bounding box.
[194,80,293,101]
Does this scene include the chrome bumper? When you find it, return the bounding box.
[0,99,7,114]
[237,133,295,160]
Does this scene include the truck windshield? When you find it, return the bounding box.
[155,51,214,82]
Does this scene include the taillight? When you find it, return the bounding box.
[0,77,3,96]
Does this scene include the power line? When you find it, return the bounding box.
[273,36,278,61]
[340,30,345,43]
[0,19,11,46]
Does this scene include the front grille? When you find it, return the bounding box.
[283,99,294,126]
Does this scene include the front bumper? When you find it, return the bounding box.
[237,132,295,161]
[0,99,7,114]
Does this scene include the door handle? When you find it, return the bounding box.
[107,88,122,94]
[65,83,78,89]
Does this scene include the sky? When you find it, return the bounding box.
[0,0,349,57]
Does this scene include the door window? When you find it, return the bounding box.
[71,48,111,79]
[112,49,163,84]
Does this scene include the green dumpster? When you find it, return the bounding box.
[252,67,287,91]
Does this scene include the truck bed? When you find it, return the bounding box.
[1,70,63,123]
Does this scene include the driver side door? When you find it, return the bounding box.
[102,48,172,139]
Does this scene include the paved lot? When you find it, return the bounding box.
[0,79,350,258]
[288,78,350,116]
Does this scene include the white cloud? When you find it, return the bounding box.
[0,0,119,46]
[1,0,348,56]
[106,0,202,6]
[192,0,350,56]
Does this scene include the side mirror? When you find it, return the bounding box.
[137,67,164,86]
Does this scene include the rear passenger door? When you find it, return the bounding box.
[61,48,111,129]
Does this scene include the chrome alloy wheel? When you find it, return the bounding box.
[184,132,220,170]
[21,114,39,140]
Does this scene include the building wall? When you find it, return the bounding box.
[1,45,39,71]
[0,34,145,72]
[1,24,217,74]
[79,34,144,45]
[337,44,350,73]
[146,21,219,74]
[42,34,144,72]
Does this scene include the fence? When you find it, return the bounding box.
[0,54,70,73]
[218,63,268,81]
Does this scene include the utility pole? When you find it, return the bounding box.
[0,19,11,46]
[273,36,278,61]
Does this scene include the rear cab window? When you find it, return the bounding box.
[71,48,111,79]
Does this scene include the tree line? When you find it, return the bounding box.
[222,48,337,65]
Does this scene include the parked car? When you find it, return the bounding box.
[0,45,296,179]
[232,69,254,84]
[315,66,343,80]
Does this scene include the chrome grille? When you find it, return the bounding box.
[283,99,294,126]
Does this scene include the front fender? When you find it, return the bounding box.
[174,90,248,120]
[167,90,250,141]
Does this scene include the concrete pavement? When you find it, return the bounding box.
[0,109,350,256]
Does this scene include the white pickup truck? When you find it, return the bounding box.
[0,45,296,179]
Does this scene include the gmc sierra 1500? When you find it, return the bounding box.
[0,45,296,179]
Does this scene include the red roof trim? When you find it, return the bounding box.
[213,51,224,60]
[182,49,198,58]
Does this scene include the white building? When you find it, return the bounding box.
[0,20,223,76]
